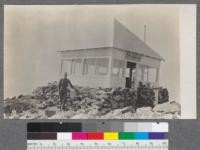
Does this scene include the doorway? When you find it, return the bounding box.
[125,61,136,88]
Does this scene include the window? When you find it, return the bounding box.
[95,58,109,75]
[126,68,130,77]
[143,67,148,82]
[132,69,136,80]
[136,65,157,83]
[112,59,125,77]
[137,64,149,82]
[62,59,72,74]
[83,58,96,75]
[72,58,82,75]
[139,64,148,82]
[83,58,109,76]
[148,68,157,82]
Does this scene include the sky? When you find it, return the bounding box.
[4,5,184,102]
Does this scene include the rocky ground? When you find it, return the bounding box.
[4,81,181,119]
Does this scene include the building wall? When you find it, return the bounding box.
[109,48,126,88]
[60,47,113,59]
[68,76,110,88]
[110,48,161,88]
[112,48,126,60]
[112,47,160,68]
[60,48,161,88]
[109,76,126,88]
[60,48,112,88]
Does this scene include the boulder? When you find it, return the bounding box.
[45,107,57,117]
[136,107,153,114]
[121,106,135,113]
[103,106,134,118]
[37,102,47,109]
[158,88,169,104]
[153,101,180,114]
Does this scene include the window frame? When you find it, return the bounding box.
[95,58,109,76]
[83,58,97,76]
[112,58,125,77]
[71,58,83,76]
[83,57,110,77]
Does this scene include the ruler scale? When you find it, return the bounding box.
[27,122,168,150]
[28,143,168,150]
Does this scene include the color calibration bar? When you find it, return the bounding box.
[27,122,168,150]
[28,132,167,140]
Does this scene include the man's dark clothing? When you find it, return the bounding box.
[58,78,74,110]
[59,78,74,93]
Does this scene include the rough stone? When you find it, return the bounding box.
[45,107,57,117]
[153,101,180,114]
[4,81,179,119]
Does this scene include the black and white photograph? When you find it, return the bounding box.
[3,4,196,119]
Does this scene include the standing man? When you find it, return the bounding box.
[58,72,78,110]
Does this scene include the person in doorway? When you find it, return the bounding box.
[58,72,79,110]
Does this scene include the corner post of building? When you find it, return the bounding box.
[135,63,140,89]
[108,56,112,77]
[60,59,63,74]
[154,67,160,105]
[124,60,127,78]
[147,66,149,82]
[141,65,144,81]
[156,67,160,85]
[81,58,85,76]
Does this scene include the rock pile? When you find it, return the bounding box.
[158,88,169,104]
[32,82,137,114]
[153,101,180,114]
[136,82,155,108]
[4,95,36,116]
[32,81,59,101]
[4,81,178,119]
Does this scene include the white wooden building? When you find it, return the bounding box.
[58,19,164,89]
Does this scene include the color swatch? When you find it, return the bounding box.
[27,122,168,150]
[27,132,167,140]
